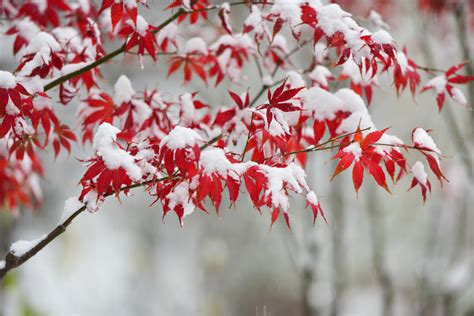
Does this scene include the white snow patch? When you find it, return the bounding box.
[301,87,343,120]
[259,163,309,211]
[343,142,362,161]
[450,87,468,107]
[160,126,202,149]
[0,71,16,89]
[135,15,149,36]
[372,30,392,44]
[167,182,195,223]
[412,161,428,185]
[185,37,207,54]
[412,128,441,154]
[10,234,47,257]
[306,191,319,205]
[93,123,142,181]
[59,197,83,225]
[114,75,136,104]
[25,32,61,54]
[424,76,447,94]
[309,65,332,87]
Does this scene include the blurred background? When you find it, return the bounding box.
[0,0,473,315]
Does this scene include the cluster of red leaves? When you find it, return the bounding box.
[119,18,159,60]
[167,0,210,24]
[421,63,474,111]
[100,0,143,31]
[0,0,469,226]
[0,152,43,212]
[331,128,394,194]
[258,79,304,125]
[167,36,254,86]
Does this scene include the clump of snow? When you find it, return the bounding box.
[316,3,354,37]
[20,75,44,94]
[83,190,104,212]
[285,71,306,89]
[212,34,254,51]
[60,62,88,76]
[306,191,319,205]
[424,76,447,94]
[93,123,120,152]
[160,126,202,149]
[59,197,83,225]
[412,161,428,185]
[200,147,255,178]
[271,0,307,26]
[0,71,16,89]
[301,87,343,120]
[114,75,136,104]
[268,113,289,137]
[302,87,374,133]
[185,37,207,54]
[244,5,265,35]
[335,89,374,133]
[309,65,332,87]
[179,93,198,124]
[200,148,232,176]
[342,59,377,86]
[412,128,441,154]
[450,87,468,107]
[156,23,178,48]
[167,181,195,224]
[14,18,41,42]
[93,123,142,181]
[343,142,362,161]
[210,34,255,52]
[259,163,309,211]
[25,31,61,54]
[135,15,149,36]
[0,260,5,270]
[52,27,81,51]
[10,234,47,257]
[371,30,392,44]
[131,99,152,127]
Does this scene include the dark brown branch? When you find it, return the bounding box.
[0,206,85,279]
[0,176,164,279]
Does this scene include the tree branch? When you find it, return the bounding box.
[0,206,85,279]
[43,0,273,93]
[0,176,165,279]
